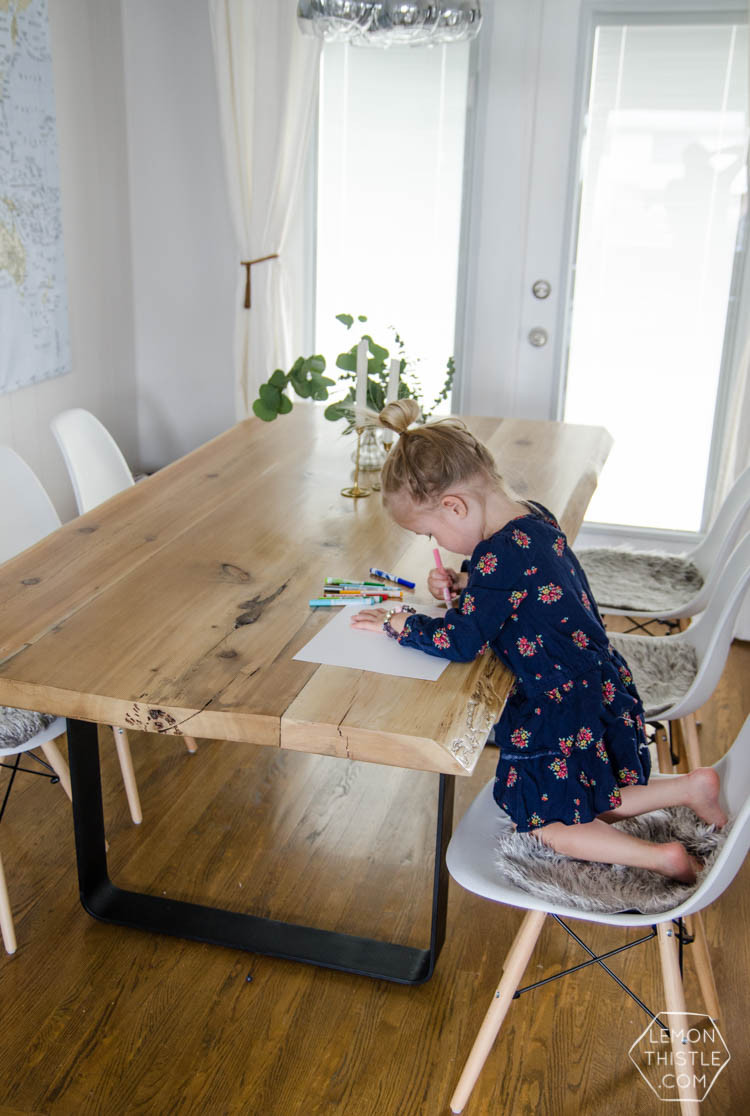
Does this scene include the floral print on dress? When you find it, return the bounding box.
[558,735,573,756]
[512,529,531,548]
[506,766,518,787]
[618,662,633,685]
[432,628,451,650]
[546,687,562,703]
[608,789,622,809]
[595,739,608,762]
[461,593,476,615]
[528,812,544,828]
[511,727,531,748]
[553,536,565,557]
[538,583,563,604]
[509,589,528,610]
[476,641,489,656]
[618,768,639,785]
[548,756,568,779]
[576,726,594,749]
[517,636,537,656]
[581,591,591,611]
[602,680,616,704]
[524,566,538,576]
[476,552,498,576]
[571,629,589,649]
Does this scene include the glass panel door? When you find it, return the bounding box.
[563,17,748,530]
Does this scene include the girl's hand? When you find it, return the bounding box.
[350,607,407,635]
[427,566,467,602]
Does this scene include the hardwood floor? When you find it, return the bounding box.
[1,642,748,1116]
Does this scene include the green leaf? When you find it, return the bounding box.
[278,394,293,414]
[259,383,282,410]
[290,371,311,398]
[364,335,389,364]
[252,399,278,421]
[302,354,326,375]
[269,369,287,389]
[336,351,357,372]
[357,315,367,322]
[336,313,354,328]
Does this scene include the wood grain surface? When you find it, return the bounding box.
[0,409,611,775]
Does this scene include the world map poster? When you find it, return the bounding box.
[0,0,70,394]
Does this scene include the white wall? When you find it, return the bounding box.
[120,0,236,472]
[0,0,138,522]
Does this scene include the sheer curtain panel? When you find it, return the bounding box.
[209,0,321,417]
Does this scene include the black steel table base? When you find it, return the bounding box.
[67,718,455,985]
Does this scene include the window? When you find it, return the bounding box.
[563,18,748,531]
[315,41,470,411]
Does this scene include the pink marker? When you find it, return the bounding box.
[433,547,452,606]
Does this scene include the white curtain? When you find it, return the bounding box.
[209,0,321,418]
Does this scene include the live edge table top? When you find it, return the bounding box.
[0,410,611,778]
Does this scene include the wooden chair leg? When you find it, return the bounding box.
[656,922,701,1115]
[40,737,72,800]
[0,848,17,955]
[450,909,547,1114]
[681,714,703,771]
[183,736,198,754]
[671,720,690,774]
[112,726,142,825]
[654,724,673,773]
[684,912,720,1022]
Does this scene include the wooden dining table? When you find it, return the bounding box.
[0,408,611,984]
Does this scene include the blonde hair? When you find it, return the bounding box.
[379,399,509,505]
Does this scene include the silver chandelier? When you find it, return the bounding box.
[297,1,482,46]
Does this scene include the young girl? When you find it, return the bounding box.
[352,400,726,884]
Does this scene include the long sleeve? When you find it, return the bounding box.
[397,535,526,662]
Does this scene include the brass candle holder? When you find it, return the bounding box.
[341,427,372,499]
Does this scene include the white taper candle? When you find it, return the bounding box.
[386,358,400,405]
[355,339,368,414]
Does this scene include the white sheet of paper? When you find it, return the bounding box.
[294,602,451,681]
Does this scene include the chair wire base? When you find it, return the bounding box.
[512,915,694,1037]
[619,616,682,636]
[0,751,60,823]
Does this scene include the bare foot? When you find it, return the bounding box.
[655,841,702,884]
[686,767,727,828]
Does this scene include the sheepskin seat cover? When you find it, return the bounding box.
[577,547,703,613]
[495,806,728,914]
[0,706,56,751]
[608,632,697,717]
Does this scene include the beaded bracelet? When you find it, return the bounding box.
[382,604,416,640]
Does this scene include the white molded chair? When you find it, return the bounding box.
[50,407,134,513]
[577,466,750,621]
[49,413,197,756]
[445,716,750,1115]
[607,532,750,769]
[1,714,70,954]
[2,445,150,833]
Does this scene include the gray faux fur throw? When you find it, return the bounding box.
[0,705,56,750]
[577,547,703,612]
[495,806,729,914]
[608,632,697,717]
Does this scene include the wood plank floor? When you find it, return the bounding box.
[1,640,748,1116]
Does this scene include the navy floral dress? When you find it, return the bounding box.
[397,502,651,832]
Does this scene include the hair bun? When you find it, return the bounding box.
[379,398,421,435]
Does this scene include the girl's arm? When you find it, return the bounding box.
[352,538,524,662]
